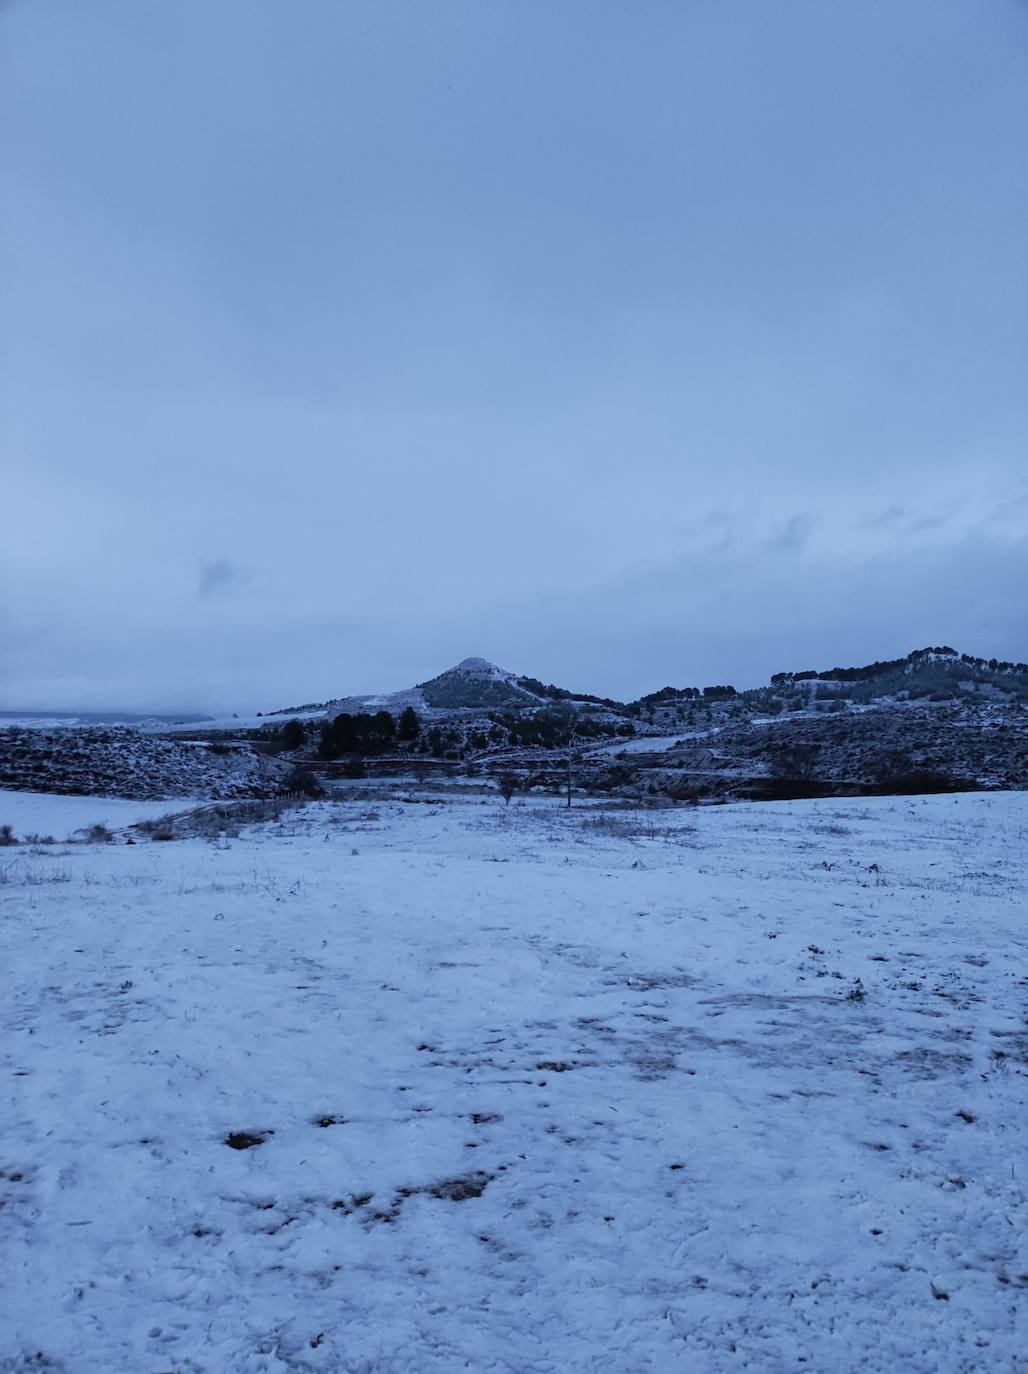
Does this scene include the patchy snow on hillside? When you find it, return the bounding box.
[590,732,697,755]
[1,790,1026,1372]
[0,728,285,800]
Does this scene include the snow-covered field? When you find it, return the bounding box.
[1,789,1026,1372]
[0,789,202,841]
[590,732,693,755]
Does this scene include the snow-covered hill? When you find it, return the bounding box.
[0,727,285,800]
[323,657,544,716]
[5,647,1026,805]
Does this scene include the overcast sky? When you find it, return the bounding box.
[3,1,1027,711]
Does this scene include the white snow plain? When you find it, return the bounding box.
[1,788,1026,1372]
[0,789,202,840]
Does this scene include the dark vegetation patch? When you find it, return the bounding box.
[871,769,976,796]
[280,765,326,798]
[894,1048,974,1078]
[632,1053,678,1079]
[333,1172,496,1226]
[224,1130,270,1150]
[426,1171,493,1202]
[330,1192,374,1214]
[136,797,303,841]
[624,973,695,991]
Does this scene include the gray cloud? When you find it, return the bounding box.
[2,0,1026,710]
[766,514,817,554]
[4,517,1023,712]
[197,559,247,600]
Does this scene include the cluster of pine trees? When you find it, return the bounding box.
[317,706,420,759]
[490,710,634,748]
[632,684,736,710]
[515,677,625,710]
[770,646,1028,686]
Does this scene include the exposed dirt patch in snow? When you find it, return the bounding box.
[224,1131,271,1151]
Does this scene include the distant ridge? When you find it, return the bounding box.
[770,646,1028,686]
[274,645,1028,720]
[6,646,1027,804]
[0,710,214,726]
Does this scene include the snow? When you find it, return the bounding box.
[448,657,521,681]
[0,788,202,840]
[1,788,1026,1371]
[0,714,213,729]
[590,732,695,754]
[321,658,524,719]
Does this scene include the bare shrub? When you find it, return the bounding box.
[135,812,183,838]
[281,765,326,799]
[578,813,696,844]
[138,797,304,843]
[0,861,72,886]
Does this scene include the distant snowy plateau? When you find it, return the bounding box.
[1,786,1026,1372]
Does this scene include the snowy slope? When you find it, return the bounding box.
[0,728,285,800]
[323,657,537,716]
[1,791,1026,1371]
[0,789,202,839]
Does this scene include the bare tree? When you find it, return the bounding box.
[497,773,518,805]
[565,720,580,808]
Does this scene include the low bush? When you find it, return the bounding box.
[281,765,326,799]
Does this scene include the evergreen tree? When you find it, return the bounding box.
[318,721,338,760]
[398,706,420,742]
[320,711,397,757]
[372,710,396,743]
[281,719,306,750]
